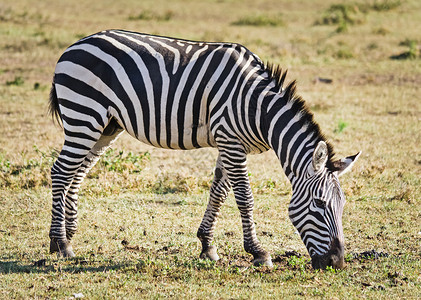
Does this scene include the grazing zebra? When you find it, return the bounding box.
[48,29,360,269]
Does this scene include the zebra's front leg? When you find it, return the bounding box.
[220,149,273,267]
[197,155,230,261]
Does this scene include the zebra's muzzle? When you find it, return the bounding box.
[310,238,345,270]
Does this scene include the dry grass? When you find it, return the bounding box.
[0,0,420,298]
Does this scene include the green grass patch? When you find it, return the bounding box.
[92,149,150,174]
[334,48,354,59]
[5,76,24,86]
[370,0,402,11]
[334,119,349,133]
[128,10,174,22]
[0,147,56,189]
[315,3,366,33]
[390,39,419,60]
[231,14,285,27]
[315,1,402,33]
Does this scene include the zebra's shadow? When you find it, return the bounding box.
[0,258,129,274]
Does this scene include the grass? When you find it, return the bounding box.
[334,119,349,134]
[5,76,24,86]
[1,0,420,298]
[315,0,403,33]
[128,10,174,22]
[315,3,366,33]
[231,14,285,27]
[390,38,420,60]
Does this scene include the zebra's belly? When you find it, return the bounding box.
[123,118,216,150]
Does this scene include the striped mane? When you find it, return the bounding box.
[264,63,338,170]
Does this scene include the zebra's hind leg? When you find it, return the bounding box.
[50,123,123,258]
[218,144,273,267]
[64,127,124,243]
[50,147,91,258]
[197,155,231,261]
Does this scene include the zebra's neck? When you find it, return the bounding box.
[259,80,334,184]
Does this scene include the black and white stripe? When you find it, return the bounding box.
[48,30,360,269]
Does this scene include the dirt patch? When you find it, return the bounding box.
[216,254,251,269]
[350,250,389,260]
[273,250,303,262]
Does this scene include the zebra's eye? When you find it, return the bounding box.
[314,198,326,208]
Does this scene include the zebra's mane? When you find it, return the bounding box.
[265,63,338,170]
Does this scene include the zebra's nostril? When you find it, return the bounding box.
[310,238,345,270]
[330,254,345,269]
[311,254,345,270]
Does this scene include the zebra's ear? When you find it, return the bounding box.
[331,151,362,177]
[312,141,329,173]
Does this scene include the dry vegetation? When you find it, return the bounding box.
[0,0,420,298]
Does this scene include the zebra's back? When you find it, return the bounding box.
[53,29,263,150]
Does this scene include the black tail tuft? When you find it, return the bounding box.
[48,83,62,127]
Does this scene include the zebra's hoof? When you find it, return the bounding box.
[199,245,220,261]
[50,239,75,258]
[253,253,273,267]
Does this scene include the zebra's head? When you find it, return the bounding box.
[289,141,360,270]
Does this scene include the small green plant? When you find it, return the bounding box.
[0,153,12,173]
[391,39,419,60]
[6,76,24,86]
[370,0,402,12]
[334,48,354,59]
[99,149,150,173]
[264,178,276,190]
[189,259,217,270]
[345,253,355,263]
[128,10,174,22]
[399,38,417,48]
[316,1,401,33]
[402,40,418,59]
[231,14,285,27]
[372,26,390,35]
[0,147,58,189]
[315,4,365,33]
[287,256,308,273]
[255,178,279,194]
[151,173,191,194]
[325,265,338,273]
[334,119,349,133]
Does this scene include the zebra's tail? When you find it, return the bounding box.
[48,83,62,127]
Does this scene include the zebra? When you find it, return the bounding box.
[48,29,360,269]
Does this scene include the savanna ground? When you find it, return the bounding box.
[0,0,420,298]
